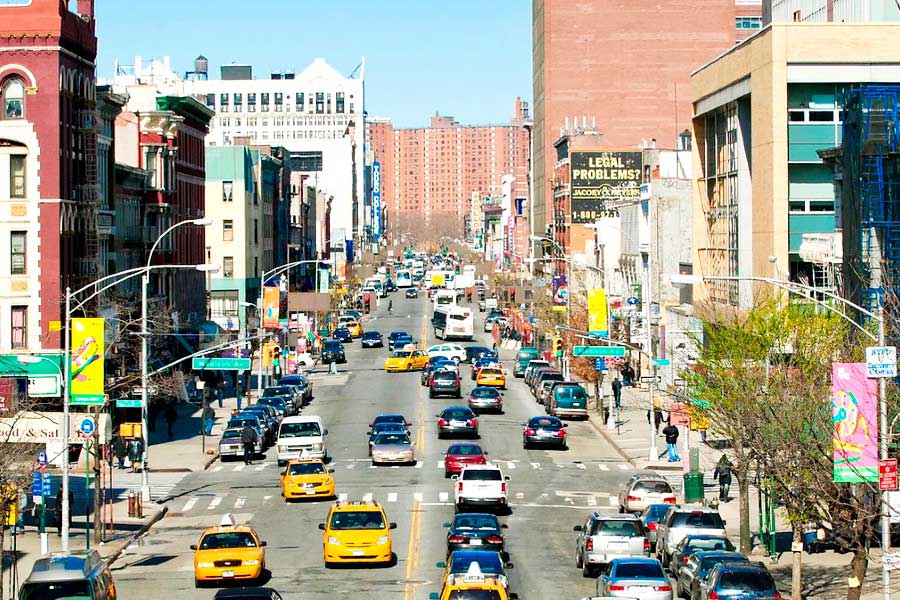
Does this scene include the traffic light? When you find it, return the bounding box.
[554,336,564,357]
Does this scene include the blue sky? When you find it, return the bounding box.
[96,1,532,128]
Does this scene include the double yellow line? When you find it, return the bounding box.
[404,501,423,599]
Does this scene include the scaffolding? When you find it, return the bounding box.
[841,86,900,311]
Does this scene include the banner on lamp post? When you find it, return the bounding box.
[832,362,879,483]
[263,286,280,330]
[552,275,568,307]
[70,318,105,405]
[587,289,609,337]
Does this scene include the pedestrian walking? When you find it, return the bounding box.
[241,424,259,465]
[128,437,144,473]
[662,422,681,462]
[236,379,245,411]
[611,377,622,410]
[164,401,177,440]
[202,403,215,436]
[54,487,74,536]
[714,454,733,501]
[653,395,664,433]
[622,365,635,387]
[112,434,127,469]
[216,377,224,408]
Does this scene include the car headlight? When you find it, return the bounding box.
[197,562,214,568]
[312,443,323,451]
[277,445,287,453]
[376,535,390,545]
[328,536,340,545]
[244,559,260,566]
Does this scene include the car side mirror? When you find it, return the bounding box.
[443,521,451,528]
[259,541,267,547]
[504,475,510,481]
[429,594,440,600]
[318,523,326,530]
[505,562,514,569]
[328,468,335,473]
[563,424,569,428]
[436,561,446,568]
[324,429,329,435]
[190,544,197,550]
[367,431,372,436]
[390,522,397,529]
[450,474,459,480]
[573,525,583,532]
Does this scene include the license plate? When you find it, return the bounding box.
[306,489,317,495]
[609,541,627,549]
[469,538,482,546]
[222,570,234,578]
[539,430,552,437]
[451,421,466,427]
[352,550,364,556]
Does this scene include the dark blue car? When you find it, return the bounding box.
[443,513,506,557]
[700,561,780,599]
[640,503,677,552]
[676,550,748,600]
[332,327,352,343]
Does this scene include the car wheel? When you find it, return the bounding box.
[429,391,434,399]
[406,363,412,371]
[194,579,205,589]
[581,561,594,578]
[523,440,529,450]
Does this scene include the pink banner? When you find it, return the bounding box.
[832,362,879,483]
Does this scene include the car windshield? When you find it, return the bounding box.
[199,531,258,549]
[718,571,776,591]
[472,388,499,398]
[323,342,342,350]
[518,350,539,360]
[392,351,412,358]
[614,562,665,579]
[19,581,92,600]
[555,386,586,399]
[364,332,380,338]
[374,416,406,426]
[479,369,502,376]
[260,397,285,407]
[228,419,257,429]
[263,387,291,397]
[279,422,321,438]
[644,505,672,520]
[530,418,561,428]
[287,462,326,475]
[222,430,242,439]
[454,515,498,530]
[444,410,473,420]
[598,520,643,537]
[434,372,457,381]
[449,445,483,456]
[687,538,735,553]
[463,470,501,481]
[671,512,725,528]
[373,423,405,435]
[329,511,386,530]
[634,481,673,494]
[450,553,503,573]
[390,332,406,338]
[374,433,410,445]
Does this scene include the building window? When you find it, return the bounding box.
[316,92,324,114]
[1,78,25,119]
[219,93,229,106]
[261,92,269,109]
[223,181,233,202]
[11,306,25,349]
[254,218,259,244]
[296,93,304,111]
[223,256,234,278]
[234,93,242,106]
[205,93,215,108]
[736,16,762,29]
[336,92,345,114]
[793,9,802,21]
[10,231,25,275]
[223,219,234,241]
[10,155,25,198]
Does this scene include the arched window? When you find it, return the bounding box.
[2,78,25,120]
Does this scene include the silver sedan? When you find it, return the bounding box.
[370,432,416,465]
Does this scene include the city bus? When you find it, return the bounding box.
[432,289,457,312]
[432,305,475,340]
[396,269,413,288]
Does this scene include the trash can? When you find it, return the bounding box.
[683,472,704,503]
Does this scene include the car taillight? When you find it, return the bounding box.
[647,521,657,531]
[644,538,651,552]
[608,584,624,591]
[774,594,782,599]
[500,482,506,493]
[430,380,436,387]
[525,428,534,436]
[448,535,466,543]
[455,380,460,387]
[627,495,640,502]
[467,419,476,427]
[708,592,718,600]
[556,429,566,437]
[457,482,463,493]
[439,418,447,426]
[485,535,503,544]
[655,585,672,592]
[683,555,690,563]
[585,538,593,551]
[664,496,677,504]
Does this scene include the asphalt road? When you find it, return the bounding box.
[112,293,648,599]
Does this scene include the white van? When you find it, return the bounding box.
[276,415,328,465]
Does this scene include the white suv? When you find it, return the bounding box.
[426,344,467,363]
[276,415,327,465]
[452,464,509,513]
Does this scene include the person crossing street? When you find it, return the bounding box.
[662,421,681,462]
[241,423,259,465]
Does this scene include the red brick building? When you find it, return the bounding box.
[367,99,531,235]
[532,0,736,240]
[0,0,98,351]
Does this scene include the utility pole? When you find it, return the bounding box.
[644,265,658,461]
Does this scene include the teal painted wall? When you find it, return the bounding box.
[789,214,836,253]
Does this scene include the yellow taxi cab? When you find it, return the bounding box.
[191,514,267,587]
[346,320,363,338]
[280,457,335,501]
[475,367,507,390]
[384,347,429,372]
[429,563,516,600]
[319,499,396,566]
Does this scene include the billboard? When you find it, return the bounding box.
[70,318,105,405]
[372,162,382,240]
[832,362,879,483]
[552,275,568,307]
[263,286,280,330]
[570,151,642,223]
[587,289,609,337]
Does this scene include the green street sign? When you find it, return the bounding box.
[654,359,672,366]
[70,395,106,406]
[192,357,252,371]
[573,346,626,357]
[116,399,142,408]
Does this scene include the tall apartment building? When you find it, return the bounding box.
[0,0,98,352]
[764,0,900,23]
[369,99,530,237]
[532,0,736,246]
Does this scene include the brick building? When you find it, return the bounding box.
[0,0,98,352]
[367,99,531,238]
[532,0,736,246]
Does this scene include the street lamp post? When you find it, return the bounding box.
[140,218,212,503]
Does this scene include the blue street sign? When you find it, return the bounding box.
[79,417,95,437]
[626,296,639,305]
[42,472,51,496]
[594,358,608,371]
[36,450,47,466]
[31,471,41,496]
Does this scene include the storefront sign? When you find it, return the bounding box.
[570,151,642,223]
[0,412,112,444]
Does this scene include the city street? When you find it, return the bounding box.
[111,296,651,599]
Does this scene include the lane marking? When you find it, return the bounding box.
[263,495,272,503]
[387,493,398,503]
[530,462,541,469]
[338,493,348,503]
[346,463,356,470]
[586,496,598,507]
[598,464,610,471]
[404,500,423,600]
[182,498,198,512]
[616,464,629,470]
[415,461,423,469]
[254,464,266,471]
[608,496,618,507]
[208,496,223,510]
[439,492,449,502]
[362,493,373,502]
[414,492,424,502]
[234,497,246,509]
[437,460,445,469]
[211,466,223,473]
[234,464,245,472]
[507,462,516,469]
[515,492,525,499]
[576,463,586,470]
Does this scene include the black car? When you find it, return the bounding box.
[444,512,508,557]
[468,386,503,413]
[522,415,568,449]
[429,370,462,399]
[369,414,411,435]
[464,346,495,364]
[320,340,346,364]
[213,588,284,600]
[387,331,410,350]
[332,327,352,343]
[437,406,478,438]
[405,288,418,298]
[385,280,398,292]
[361,331,384,348]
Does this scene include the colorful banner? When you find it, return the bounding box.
[372,162,382,240]
[833,362,879,483]
[552,275,568,307]
[263,286,280,330]
[70,318,105,404]
[587,288,609,337]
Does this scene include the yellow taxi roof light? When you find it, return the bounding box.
[463,561,486,583]
[219,513,237,528]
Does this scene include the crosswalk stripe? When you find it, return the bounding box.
[208,496,222,510]
[362,493,373,502]
[387,493,398,503]
[617,464,629,470]
[439,492,449,502]
[576,463,586,470]
[437,460,444,468]
[234,497,246,509]
[346,464,356,470]
[234,464,245,472]
[598,464,610,471]
[338,493,348,502]
[182,498,198,512]
[415,462,423,469]
[586,496,597,506]
[211,466,223,473]
[254,464,266,471]
[507,462,516,469]
[608,496,618,507]
[414,492,423,502]
[530,462,541,469]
